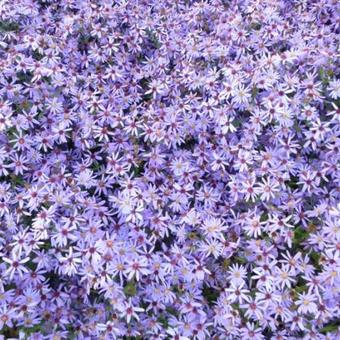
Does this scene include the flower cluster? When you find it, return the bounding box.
[0,0,339,339]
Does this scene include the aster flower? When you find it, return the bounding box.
[232,84,251,107]
[2,252,30,280]
[125,256,150,282]
[244,213,265,238]
[225,281,250,304]
[241,322,265,340]
[201,217,227,240]
[227,264,247,286]
[256,177,280,201]
[198,238,223,259]
[118,298,144,323]
[241,298,266,320]
[327,79,340,99]
[57,248,82,276]
[296,292,318,315]
[0,306,16,330]
[51,224,78,248]
[10,154,29,176]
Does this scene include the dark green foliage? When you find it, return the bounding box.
[0,21,19,32]
[202,285,220,305]
[124,280,137,297]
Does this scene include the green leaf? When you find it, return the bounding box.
[251,86,259,98]
[320,322,340,334]
[294,285,307,294]
[10,174,25,187]
[166,306,179,317]
[0,21,19,32]
[260,213,268,222]
[157,314,169,328]
[292,226,308,245]
[310,251,321,270]
[124,281,137,297]
[202,285,219,305]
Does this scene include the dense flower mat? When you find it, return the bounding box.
[0,0,339,339]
